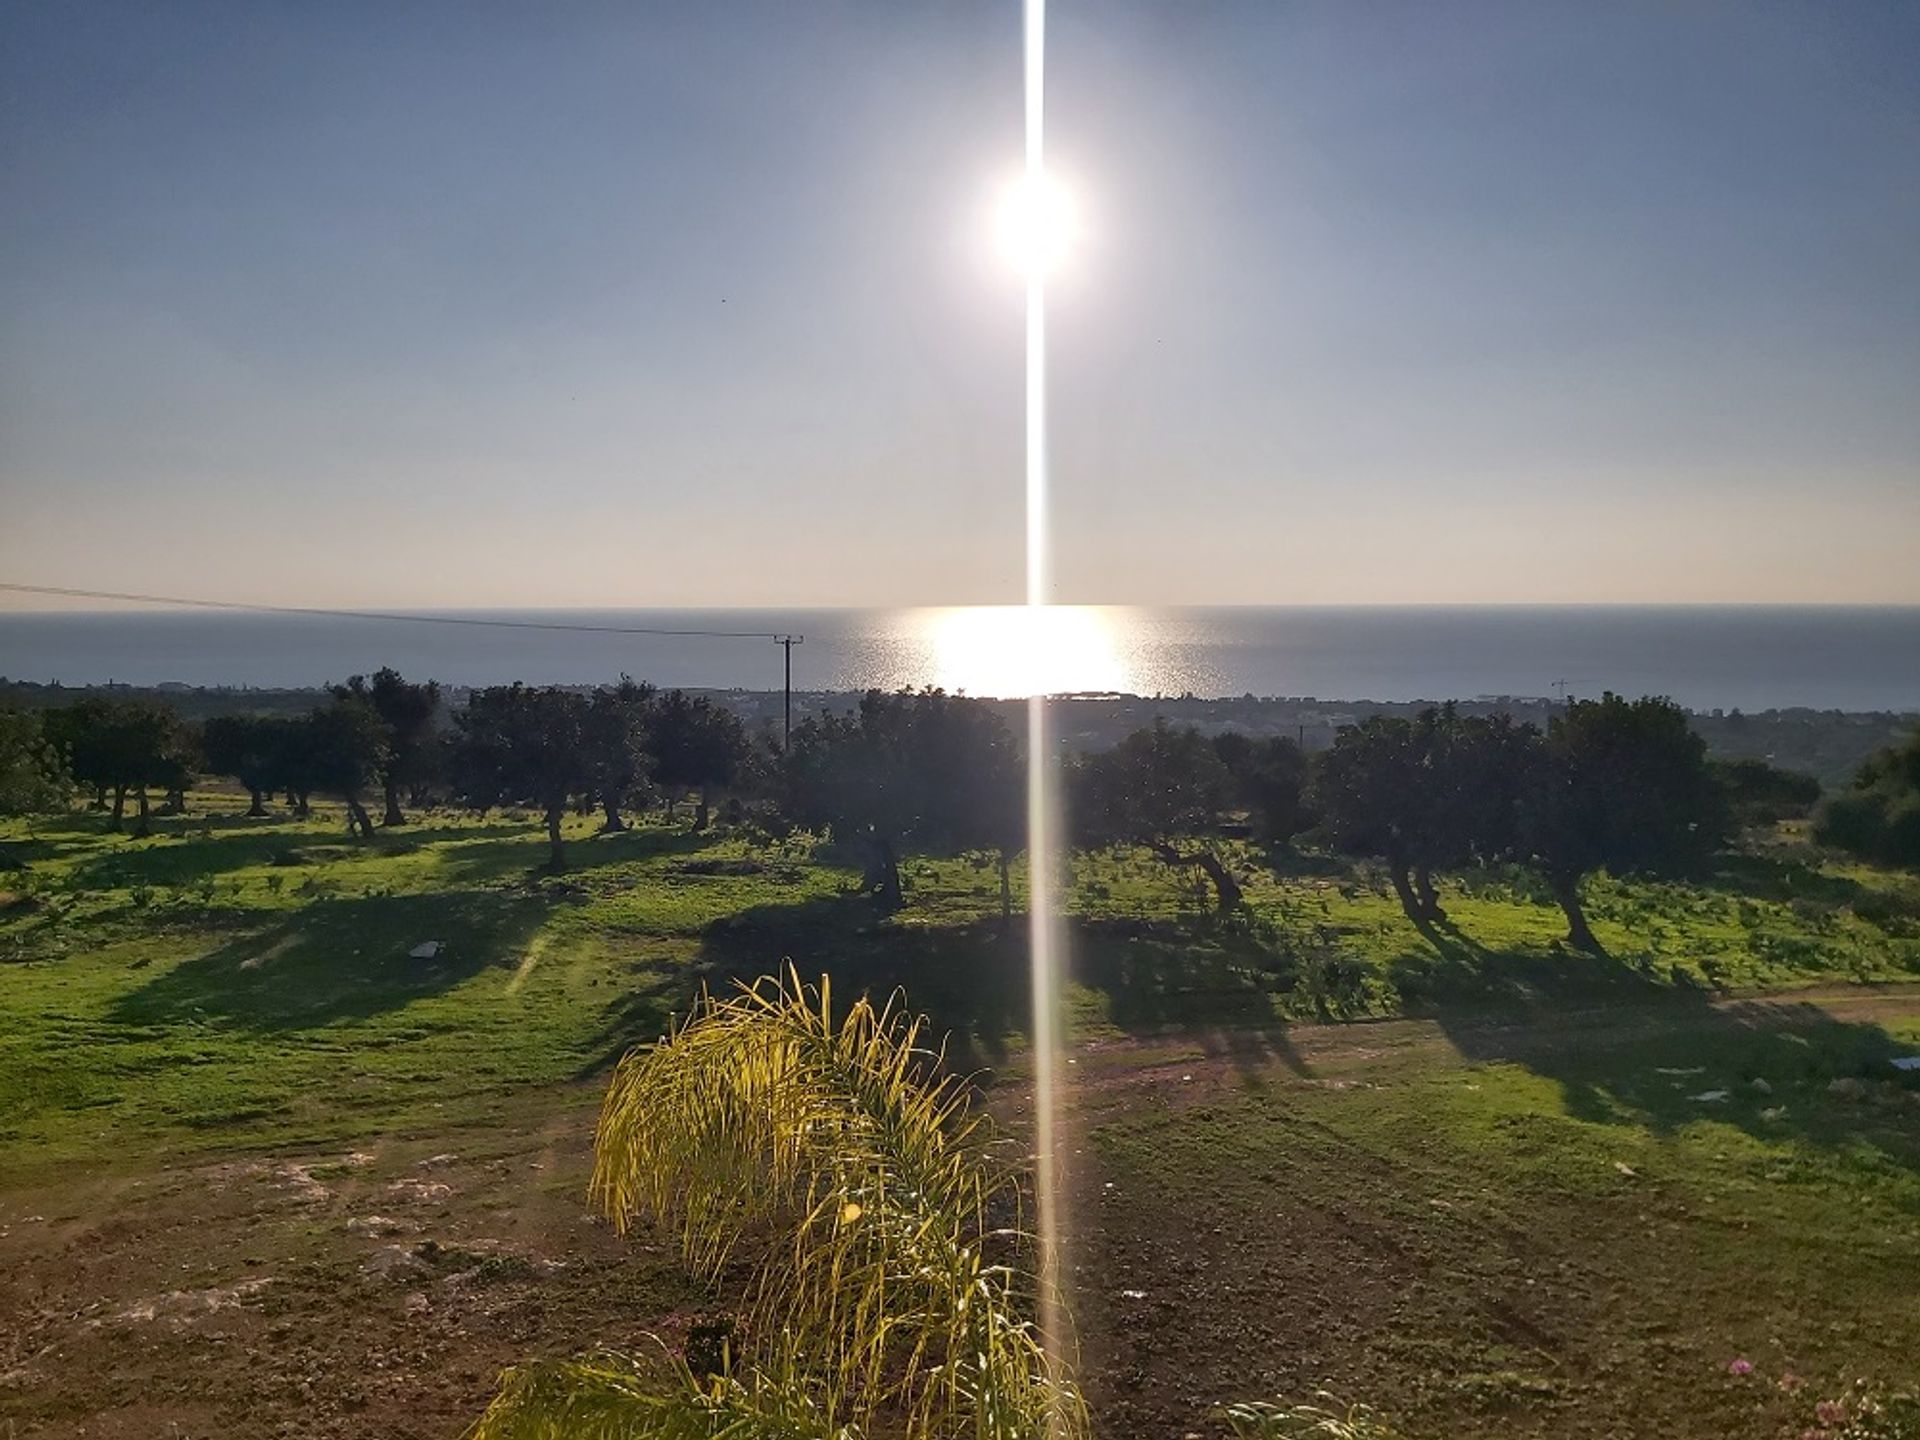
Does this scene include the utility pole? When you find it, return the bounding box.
[775,634,803,747]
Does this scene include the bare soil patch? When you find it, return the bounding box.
[4,985,1917,1438]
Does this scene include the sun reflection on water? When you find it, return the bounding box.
[925,605,1131,697]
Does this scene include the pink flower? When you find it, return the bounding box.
[1780,1372,1805,1393]
[1815,1399,1848,1425]
[1727,1357,1755,1377]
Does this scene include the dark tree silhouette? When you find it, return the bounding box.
[1307,714,1431,921]
[331,668,442,826]
[155,734,196,816]
[452,685,596,871]
[1713,757,1822,828]
[584,678,655,832]
[1518,693,1725,951]
[646,690,750,831]
[305,699,391,840]
[1306,706,1537,924]
[1071,720,1242,910]
[202,715,285,817]
[0,708,70,817]
[1410,707,1545,919]
[41,698,188,834]
[782,689,1022,913]
[270,714,324,817]
[1813,728,1920,867]
[1211,731,1310,845]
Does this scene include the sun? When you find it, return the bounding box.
[994,173,1080,278]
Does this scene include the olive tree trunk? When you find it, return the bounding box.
[1549,869,1601,953]
[1386,856,1424,925]
[864,836,903,912]
[1413,863,1445,921]
[1148,841,1243,911]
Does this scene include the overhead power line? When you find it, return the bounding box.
[0,580,809,746]
[0,582,797,641]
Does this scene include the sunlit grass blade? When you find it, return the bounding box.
[467,1349,853,1440]
[586,968,1086,1440]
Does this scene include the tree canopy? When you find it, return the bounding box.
[1211,731,1311,845]
[1071,719,1243,910]
[645,689,750,831]
[783,689,1022,912]
[1814,728,1920,868]
[1304,698,1722,949]
[303,698,392,839]
[452,684,600,871]
[201,714,290,817]
[40,697,190,833]
[0,708,70,817]
[584,677,656,833]
[1519,693,1725,950]
[330,668,442,826]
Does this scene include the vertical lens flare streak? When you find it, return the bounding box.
[1021,0,1069,1425]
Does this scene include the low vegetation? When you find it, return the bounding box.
[1816,727,1920,869]
[3,679,1918,1437]
[473,974,1081,1440]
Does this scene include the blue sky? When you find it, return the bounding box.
[2,1,1916,606]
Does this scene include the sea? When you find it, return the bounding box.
[1,606,1916,715]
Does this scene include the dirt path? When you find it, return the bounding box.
[4,983,1917,1438]
[0,1098,697,1438]
[1065,980,1920,1096]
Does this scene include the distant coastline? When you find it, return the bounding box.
[2,605,1918,715]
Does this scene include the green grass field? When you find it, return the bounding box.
[3,793,1918,1437]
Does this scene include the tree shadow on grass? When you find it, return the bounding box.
[66,821,538,889]
[1069,916,1317,1080]
[27,808,356,843]
[1394,938,1920,1174]
[436,825,718,886]
[0,837,60,870]
[1389,920,1671,1011]
[1256,846,1352,880]
[625,896,1311,1082]
[684,894,1030,1076]
[106,889,549,1031]
[1698,850,1890,908]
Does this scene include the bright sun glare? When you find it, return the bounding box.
[929,605,1127,697]
[995,173,1079,277]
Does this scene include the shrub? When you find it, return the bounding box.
[470,973,1084,1440]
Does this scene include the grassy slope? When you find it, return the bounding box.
[2,796,1917,1170]
[1070,996,1920,1437]
[3,796,1919,1436]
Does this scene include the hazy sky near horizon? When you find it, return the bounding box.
[3,1,1917,609]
